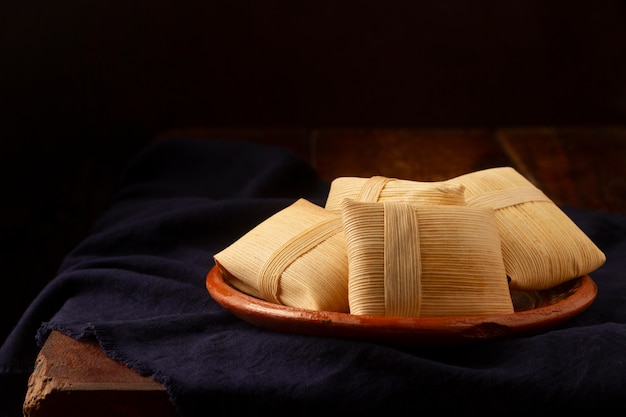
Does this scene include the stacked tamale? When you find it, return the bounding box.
[214,167,606,318]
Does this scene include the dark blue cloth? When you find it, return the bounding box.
[2,138,625,416]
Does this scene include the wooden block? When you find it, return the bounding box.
[497,126,626,213]
[23,330,177,417]
[312,128,513,183]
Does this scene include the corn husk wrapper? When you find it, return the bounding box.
[214,198,349,312]
[446,167,606,290]
[325,176,466,212]
[340,199,514,317]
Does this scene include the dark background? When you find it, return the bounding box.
[2,0,626,343]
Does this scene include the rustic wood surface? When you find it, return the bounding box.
[25,126,626,416]
[24,331,175,417]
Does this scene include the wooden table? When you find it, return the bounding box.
[24,126,626,416]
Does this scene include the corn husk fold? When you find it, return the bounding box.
[445,167,606,290]
[214,198,349,312]
[340,199,514,317]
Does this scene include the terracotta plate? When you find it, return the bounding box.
[205,265,597,346]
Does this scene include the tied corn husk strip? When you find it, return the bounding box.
[214,199,349,312]
[341,199,514,317]
[325,176,466,212]
[446,167,606,290]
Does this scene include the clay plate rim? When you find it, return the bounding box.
[205,265,597,346]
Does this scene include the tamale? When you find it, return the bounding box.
[340,199,514,317]
[446,167,606,290]
[214,198,349,312]
[325,176,466,212]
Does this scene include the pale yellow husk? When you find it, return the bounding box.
[214,198,349,312]
[340,199,514,317]
[446,167,606,290]
[325,176,466,212]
